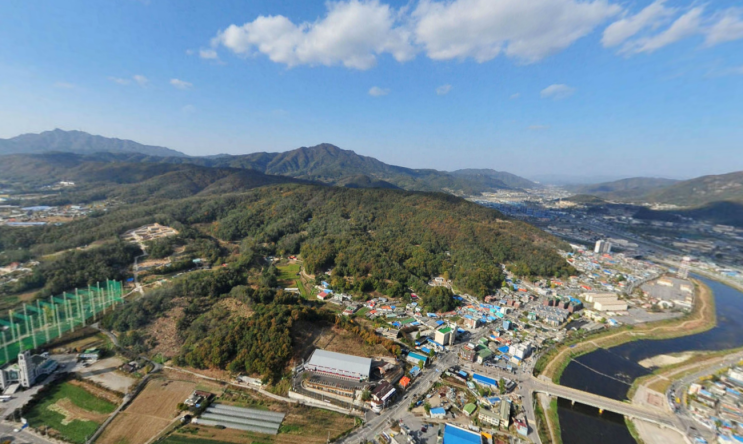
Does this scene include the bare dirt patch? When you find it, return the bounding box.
[127,379,195,418]
[98,413,172,444]
[216,298,254,318]
[98,377,197,444]
[74,357,135,394]
[145,301,186,358]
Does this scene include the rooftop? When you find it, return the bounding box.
[307,349,372,378]
[443,424,482,444]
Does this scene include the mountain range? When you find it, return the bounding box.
[2,130,741,211]
[0,130,537,195]
[0,129,185,158]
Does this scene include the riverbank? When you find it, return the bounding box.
[536,278,716,384]
[534,393,562,444]
[650,257,743,294]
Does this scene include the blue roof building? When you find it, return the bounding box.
[443,424,481,444]
[430,407,447,418]
[472,373,498,388]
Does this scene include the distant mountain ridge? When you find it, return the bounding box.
[198,144,527,194]
[0,129,186,158]
[568,172,743,227]
[568,177,679,200]
[0,130,536,195]
[645,171,743,207]
[450,169,540,189]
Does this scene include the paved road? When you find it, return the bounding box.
[528,376,682,430]
[340,349,460,444]
[0,422,57,444]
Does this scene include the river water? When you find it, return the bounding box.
[557,276,743,444]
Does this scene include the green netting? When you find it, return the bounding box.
[0,280,124,366]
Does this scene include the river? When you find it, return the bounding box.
[557,276,743,444]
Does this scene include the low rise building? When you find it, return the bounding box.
[478,407,501,427]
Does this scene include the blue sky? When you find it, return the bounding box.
[1,0,742,179]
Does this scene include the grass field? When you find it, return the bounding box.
[276,263,300,286]
[25,381,117,444]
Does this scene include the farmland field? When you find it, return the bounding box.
[24,380,117,444]
[98,377,197,444]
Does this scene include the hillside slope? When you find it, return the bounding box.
[0,129,186,158]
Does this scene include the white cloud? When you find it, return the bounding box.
[622,7,704,54]
[181,104,197,114]
[540,84,575,100]
[412,0,620,63]
[368,86,390,96]
[705,9,743,47]
[602,0,674,47]
[109,75,148,86]
[170,79,193,89]
[510,93,520,99]
[436,84,452,95]
[108,76,131,85]
[212,0,414,70]
[133,74,149,86]
[54,82,76,89]
[199,49,219,59]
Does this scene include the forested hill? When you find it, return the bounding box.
[1,180,573,299]
[0,129,185,158]
[0,152,311,201]
[92,144,523,194]
[1,155,573,382]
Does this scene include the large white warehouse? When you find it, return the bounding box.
[305,349,372,381]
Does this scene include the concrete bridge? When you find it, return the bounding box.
[529,376,681,430]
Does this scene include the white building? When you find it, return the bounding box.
[594,240,612,254]
[305,349,372,382]
[511,343,532,360]
[0,351,58,390]
[594,301,628,312]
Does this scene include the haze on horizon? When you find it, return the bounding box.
[1,0,742,179]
